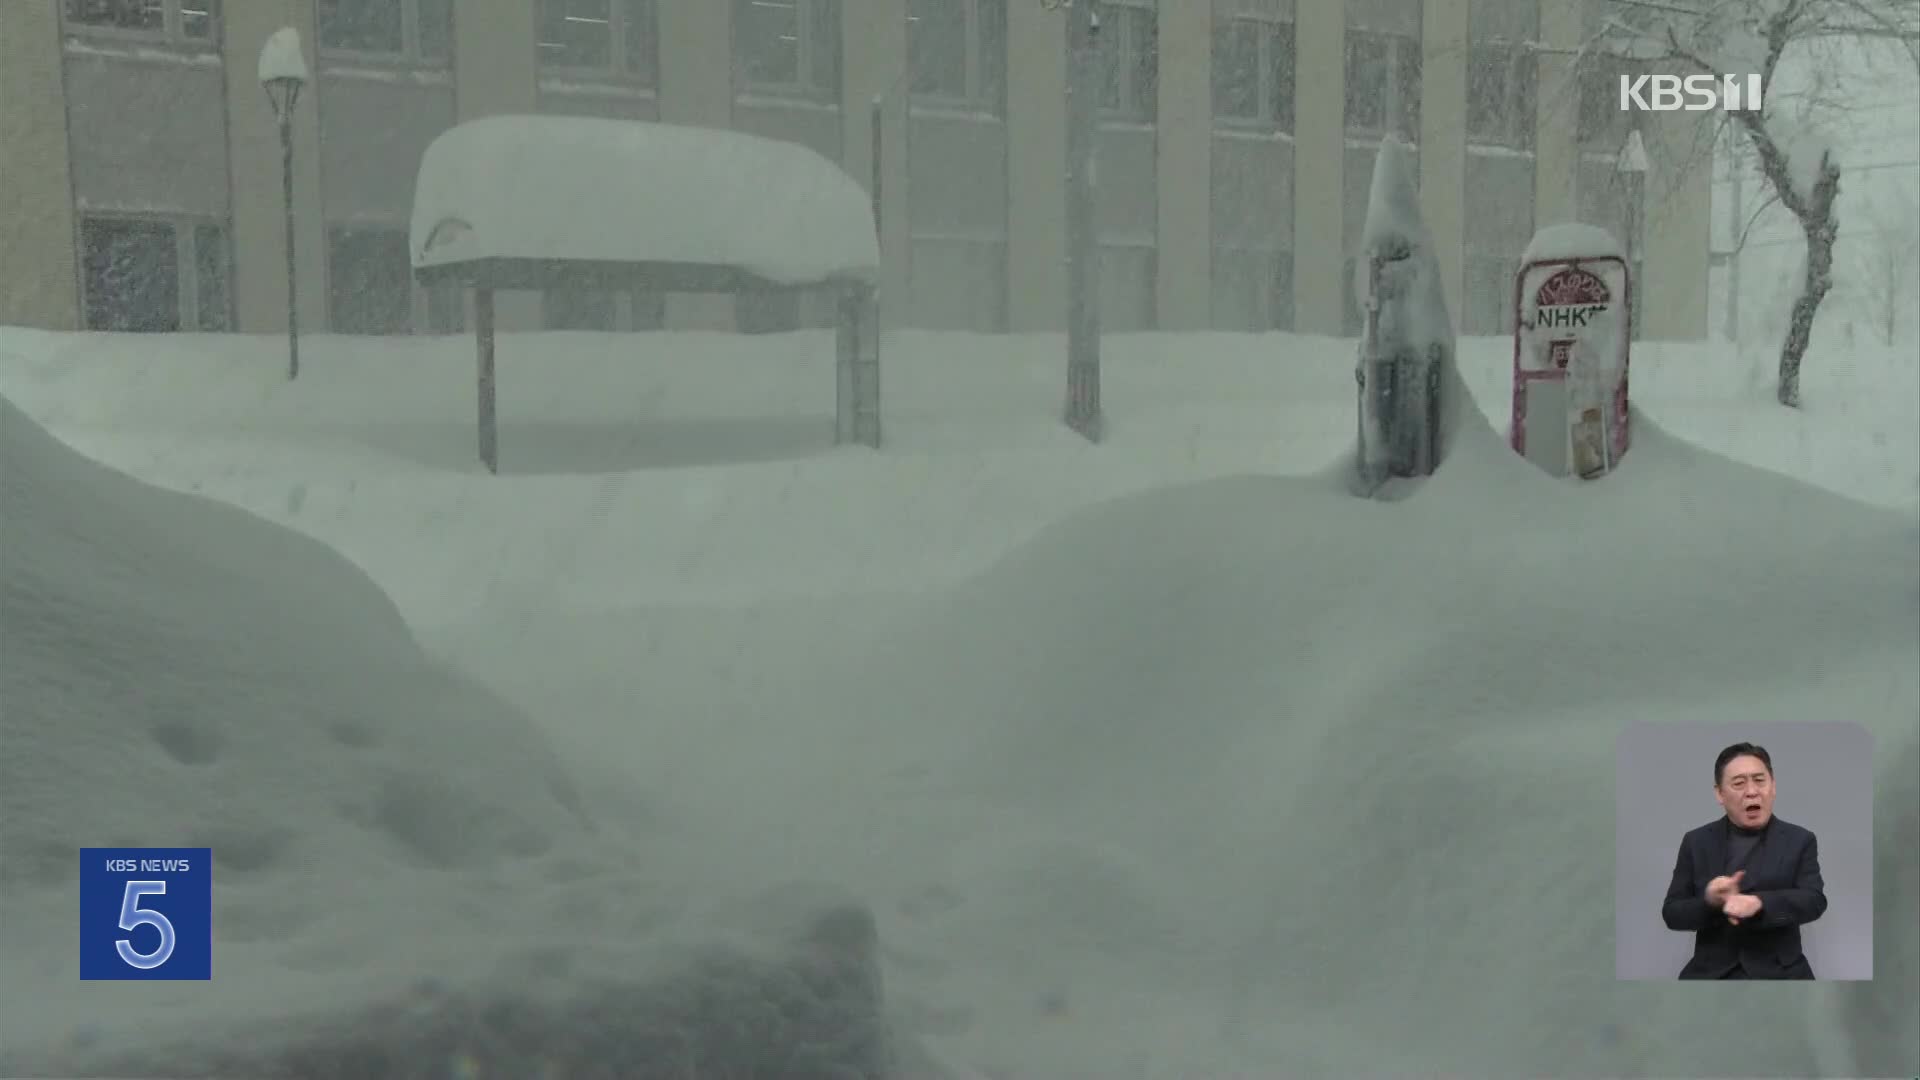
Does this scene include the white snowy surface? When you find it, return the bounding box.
[1782,126,1840,204]
[1,325,1916,1076]
[1522,222,1626,264]
[256,27,309,86]
[410,116,880,285]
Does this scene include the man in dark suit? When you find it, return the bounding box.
[1661,742,1828,979]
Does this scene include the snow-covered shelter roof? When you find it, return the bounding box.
[410,115,879,291]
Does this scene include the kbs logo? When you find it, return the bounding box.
[79,847,212,980]
[1619,73,1763,112]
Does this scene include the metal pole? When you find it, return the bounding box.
[1725,162,1742,344]
[1064,0,1102,441]
[279,107,299,380]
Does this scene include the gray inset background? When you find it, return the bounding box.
[1615,721,1875,981]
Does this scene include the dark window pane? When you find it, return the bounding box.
[1212,21,1259,120]
[82,218,179,332]
[1129,6,1157,118]
[65,0,164,33]
[808,0,841,93]
[1345,32,1386,130]
[327,228,413,334]
[181,0,219,39]
[1394,34,1422,139]
[538,0,613,67]
[544,287,616,330]
[624,0,657,80]
[1510,52,1536,148]
[736,0,799,85]
[419,0,453,59]
[1095,13,1121,110]
[1269,23,1295,133]
[977,0,1006,110]
[426,281,465,333]
[909,0,968,97]
[193,223,229,331]
[1466,45,1507,141]
[319,0,404,53]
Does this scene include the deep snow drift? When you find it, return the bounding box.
[0,399,907,1078]
[1,326,1915,1076]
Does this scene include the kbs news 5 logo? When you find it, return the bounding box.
[79,848,213,980]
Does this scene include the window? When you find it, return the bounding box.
[327,227,414,335]
[1579,58,1646,148]
[64,0,219,42]
[318,0,453,62]
[1463,252,1514,335]
[1467,43,1535,148]
[1344,27,1420,140]
[1097,1,1158,121]
[425,281,465,334]
[910,0,1006,111]
[736,0,841,97]
[538,0,657,81]
[80,217,229,332]
[1211,247,1293,331]
[1212,8,1294,133]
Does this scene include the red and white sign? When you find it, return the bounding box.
[1512,256,1632,479]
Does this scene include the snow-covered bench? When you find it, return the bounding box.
[410,115,882,472]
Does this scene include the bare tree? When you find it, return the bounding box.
[1580,0,1919,406]
[1849,192,1920,345]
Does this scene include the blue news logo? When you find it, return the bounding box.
[79,847,212,980]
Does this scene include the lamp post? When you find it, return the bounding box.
[1617,128,1649,342]
[259,27,308,380]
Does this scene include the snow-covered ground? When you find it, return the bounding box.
[2,323,1916,1076]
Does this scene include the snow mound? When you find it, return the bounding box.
[411,116,880,286]
[0,399,912,1077]
[850,414,1919,1077]
[1522,221,1626,264]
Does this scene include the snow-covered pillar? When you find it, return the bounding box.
[0,0,80,330]
[1155,0,1213,331]
[1006,2,1070,332]
[1418,0,1469,324]
[452,0,542,332]
[1638,110,1712,339]
[1532,0,1583,227]
[223,2,326,338]
[1290,0,1346,335]
[840,0,911,331]
[659,0,738,332]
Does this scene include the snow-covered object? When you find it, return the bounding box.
[1782,127,1840,204]
[256,26,308,85]
[1514,224,1631,478]
[410,116,880,286]
[1350,134,1465,494]
[1520,222,1625,265]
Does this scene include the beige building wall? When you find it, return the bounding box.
[1291,0,1345,335]
[1005,2,1068,333]
[1156,0,1212,331]
[657,0,737,331]
[0,1,81,331]
[1420,0,1470,325]
[841,0,911,329]
[223,1,327,338]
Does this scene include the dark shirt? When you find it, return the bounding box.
[1727,820,1764,872]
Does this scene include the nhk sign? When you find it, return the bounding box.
[1620,73,1763,112]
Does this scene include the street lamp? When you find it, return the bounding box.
[259,27,308,380]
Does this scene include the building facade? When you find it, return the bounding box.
[0,0,1709,339]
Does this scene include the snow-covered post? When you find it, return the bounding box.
[258,28,308,381]
[1058,0,1103,442]
[1351,135,1458,496]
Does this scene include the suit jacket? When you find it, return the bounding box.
[1661,815,1827,979]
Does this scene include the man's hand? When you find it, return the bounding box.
[1724,892,1763,923]
[1705,870,1746,908]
